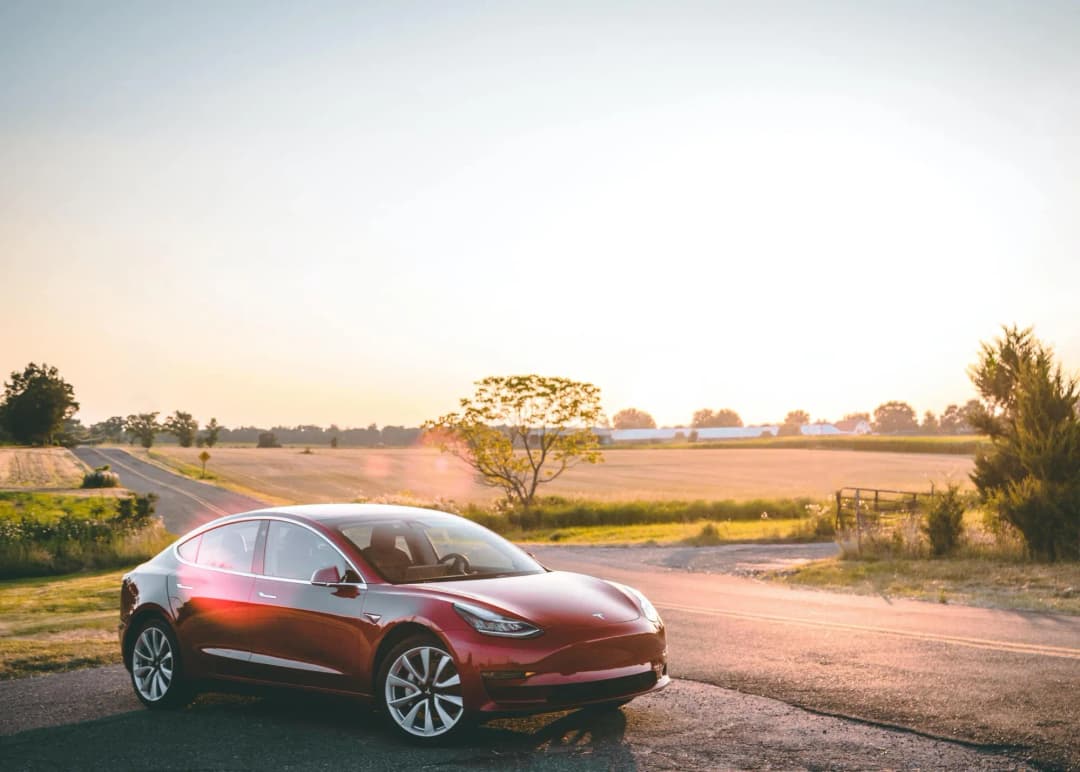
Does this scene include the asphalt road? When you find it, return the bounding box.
[530,545,1080,770]
[71,447,267,535]
[0,667,1035,770]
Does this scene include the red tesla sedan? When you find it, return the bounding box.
[119,504,669,741]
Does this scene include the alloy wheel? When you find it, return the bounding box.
[384,645,464,737]
[132,626,174,702]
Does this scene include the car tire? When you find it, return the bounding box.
[128,618,192,710]
[377,634,469,743]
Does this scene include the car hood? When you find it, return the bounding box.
[430,570,641,628]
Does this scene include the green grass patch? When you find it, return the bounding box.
[510,518,820,545]
[462,496,822,533]
[0,569,125,679]
[779,557,1080,615]
[0,492,173,578]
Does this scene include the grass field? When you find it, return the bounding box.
[0,448,86,489]
[0,569,122,679]
[145,446,975,504]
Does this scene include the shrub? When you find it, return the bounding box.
[257,431,281,448]
[923,486,966,556]
[684,522,722,546]
[969,326,1080,560]
[81,465,120,489]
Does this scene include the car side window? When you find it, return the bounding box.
[263,521,347,582]
[196,521,261,573]
[177,534,200,563]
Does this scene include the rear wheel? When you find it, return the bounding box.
[129,619,192,709]
[378,635,468,742]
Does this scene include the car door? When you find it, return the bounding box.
[170,519,264,678]
[247,520,374,692]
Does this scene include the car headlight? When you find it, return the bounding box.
[610,582,662,625]
[454,602,542,638]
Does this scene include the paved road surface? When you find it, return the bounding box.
[71,447,267,535]
[530,545,1080,769]
[0,667,1033,770]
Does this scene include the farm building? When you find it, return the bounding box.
[693,426,778,440]
[833,418,872,435]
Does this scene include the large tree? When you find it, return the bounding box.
[202,417,222,448]
[968,325,1079,560]
[163,411,199,447]
[125,413,161,449]
[0,363,79,445]
[91,416,127,443]
[872,401,918,434]
[612,408,656,429]
[777,409,810,436]
[424,375,604,507]
[692,408,743,428]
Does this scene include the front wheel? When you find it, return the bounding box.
[378,635,468,743]
[129,619,192,709]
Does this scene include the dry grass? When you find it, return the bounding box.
[147,446,975,504]
[780,558,1080,615]
[0,569,123,679]
[0,448,86,490]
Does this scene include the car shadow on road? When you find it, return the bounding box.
[0,690,641,770]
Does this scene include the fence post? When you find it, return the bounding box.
[835,490,842,529]
[855,490,864,557]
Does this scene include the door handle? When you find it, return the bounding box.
[176,583,194,590]
[258,591,277,599]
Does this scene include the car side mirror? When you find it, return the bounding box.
[310,566,342,586]
[341,568,362,584]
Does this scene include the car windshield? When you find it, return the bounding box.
[337,517,545,584]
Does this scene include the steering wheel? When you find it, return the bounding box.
[438,552,471,574]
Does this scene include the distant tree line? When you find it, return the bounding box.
[77,415,423,449]
[607,401,983,436]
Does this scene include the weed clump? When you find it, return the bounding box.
[80,465,119,489]
[923,486,965,556]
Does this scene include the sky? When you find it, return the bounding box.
[2,0,1078,429]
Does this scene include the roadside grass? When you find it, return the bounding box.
[777,509,1080,615]
[135,448,286,505]
[0,569,124,679]
[0,447,87,489]
[779,557,1080,615]
[146,449,222,482]
[510,518,814,545]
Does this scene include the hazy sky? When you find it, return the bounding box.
[2,1,1078,428]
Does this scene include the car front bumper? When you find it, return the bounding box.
[452,617,669,715]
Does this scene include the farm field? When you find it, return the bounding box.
[144,446,975,505]
[0,448,85,490]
